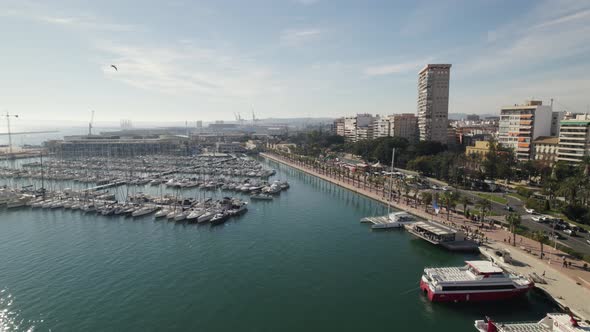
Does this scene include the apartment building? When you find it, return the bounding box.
[417,64,451,144]
[498,100,552,161]
[532,136,559,164]
[557,115,590,164]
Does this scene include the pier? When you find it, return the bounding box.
[405,220,479,252]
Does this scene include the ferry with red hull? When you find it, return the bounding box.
[420,260,533,302]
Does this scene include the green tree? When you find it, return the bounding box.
[506,213,521,246]
[532,231,547,258]
[476,198,492,225]
[421,192,433,211]
[459,195,471,216]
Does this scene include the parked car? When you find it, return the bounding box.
[524,207,535,214]
[564,229,576,236]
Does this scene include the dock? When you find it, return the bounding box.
[405,220,479,252]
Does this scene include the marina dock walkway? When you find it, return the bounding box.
[262,152,590,320]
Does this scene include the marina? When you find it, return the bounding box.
[0,155,290,227]
[0,155,562,331]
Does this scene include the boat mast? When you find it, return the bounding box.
[388,148,395,214]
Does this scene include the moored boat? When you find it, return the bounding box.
[474,313,589,332]
[420,260,533,302]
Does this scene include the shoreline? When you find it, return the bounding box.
[261,152,590,320]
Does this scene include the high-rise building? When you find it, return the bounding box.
[417,64,451,144]
[498,100,552,161]
[557,115,590,164]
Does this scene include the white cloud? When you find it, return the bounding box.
[462,0,590,76]
[0,2,139,32]
[97,41,279,98]
[280,28,321,46]
[363,59,433,76]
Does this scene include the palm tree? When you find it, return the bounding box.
[402,181,411,205]
[475,198,492,225]
[459,195,471,216]
[506,213,521,246]
[532,231,547,258]
[421,192,433,211]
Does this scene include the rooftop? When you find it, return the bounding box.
[466,260,503,274]
[413,220,457,236]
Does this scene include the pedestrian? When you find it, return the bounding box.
[542,271,545,277]
[568,261,572,268]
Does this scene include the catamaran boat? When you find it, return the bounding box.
[365,211,417,229]
[420,260,533,302]
[474,313,589,332]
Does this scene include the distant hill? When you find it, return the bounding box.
[449,113,498,120]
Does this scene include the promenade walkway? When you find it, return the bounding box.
[262,152,590,320]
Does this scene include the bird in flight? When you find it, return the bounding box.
[110,64,118,71]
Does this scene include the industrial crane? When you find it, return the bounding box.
[88,110,95,136]
[3,112,19,154]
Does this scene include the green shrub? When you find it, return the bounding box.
[516,186,533,198]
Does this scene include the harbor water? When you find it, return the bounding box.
[0,157,558,331]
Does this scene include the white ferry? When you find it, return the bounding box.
[474,313,589,332]
[420,260,533,302]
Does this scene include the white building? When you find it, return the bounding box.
[343,117,357,141]
[498,100,552,161]
[417,64,451,144]
[557,115,590,164]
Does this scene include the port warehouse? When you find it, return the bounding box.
[44,133,270,157]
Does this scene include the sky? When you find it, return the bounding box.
[1,0,590,125]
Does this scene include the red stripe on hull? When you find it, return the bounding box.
[419,279,532,302]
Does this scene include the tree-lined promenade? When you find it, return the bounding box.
[262,150,590,319]
[262,150,590,269]
[286,131,590,230]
